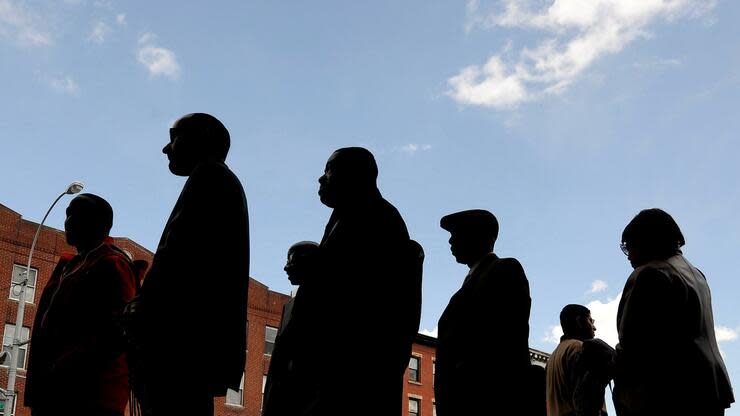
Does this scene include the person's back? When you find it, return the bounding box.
[614,209,733,416]
[546,304,612,416]
[616,255,732,414]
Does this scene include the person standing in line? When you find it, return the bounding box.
[546,304,615,416]
[308,147,423,415]
[127,113,250,416]
[614,208,733,416]
[262,241,320,416]
[25,194,138,416]
[435,209,533,415]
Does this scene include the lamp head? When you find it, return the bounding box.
[66,181,84,195]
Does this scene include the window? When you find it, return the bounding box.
[409,355,420,382]
[432,359,436,386]
[264,326,277,355]
[225,373,244,406]
[433,402,437,416]
[409,398,420,416]
[261,375,267,410]
[9,265,37,304]
[2,324,30,369]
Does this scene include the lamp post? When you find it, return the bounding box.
[3,182,83,416]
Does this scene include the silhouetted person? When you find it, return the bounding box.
[262,241,320,416]
[435,209,532,416]
[529,364,547,416]
[614,209,734,416]
[546,304,615,416]
[25,194,138,416]
[309,147,423,415]
[128,113,250,415]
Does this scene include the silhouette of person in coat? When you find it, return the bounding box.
[435,209,532,415]
[129,113,250,416]
[614,208,733,416]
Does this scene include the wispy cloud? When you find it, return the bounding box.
[398,143,433,155]
[115,13,125,26]
[420,327,438,338]
[88,20,110,44]
[449,0,716,109]
[0,0,53,47]
[589,280,608,294]
[543,324,563,344]
[47,76,79,95]
[137,32,180,80]
[632,57,682,70]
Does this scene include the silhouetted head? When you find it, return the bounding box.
[284,241,319,286]
[441,209,498,267]
[163,113,231,176]
[621,208,685,268]
[64,193,113,252]
[318,147,379,208]
[560,304,596,341]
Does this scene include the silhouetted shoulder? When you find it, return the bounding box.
[630,263,676,295]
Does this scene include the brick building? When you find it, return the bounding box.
[0,202,548,416]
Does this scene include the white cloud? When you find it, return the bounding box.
[589,279,608,294]
[0,0,53,47]
[88,20,110,44]
[586,292,621,347]
[715,326,738,343]
[48,76,79,95]
[115,13,125,26]
[450,0,716,109]
[398,143,433,155]
[632,57,682,70]
[138,32,157,44]
[137,33,180,80]
[420,327,438,338]
[543,324,563,344]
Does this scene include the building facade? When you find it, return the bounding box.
[0,202,549,416]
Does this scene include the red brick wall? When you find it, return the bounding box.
[403,338,438,416]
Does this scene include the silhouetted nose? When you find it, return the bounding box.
[162,143,171,154]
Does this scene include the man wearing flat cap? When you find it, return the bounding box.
[435,209,533,415]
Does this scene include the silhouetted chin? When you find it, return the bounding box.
[318,191,336,208]
[168,161,192,177]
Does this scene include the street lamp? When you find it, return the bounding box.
[3,182,84,416]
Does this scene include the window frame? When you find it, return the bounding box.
[9,264,38,304]
[1,324,31,370]
[409,355,421,383]
[264,325,278,356]
[225,373,245,406]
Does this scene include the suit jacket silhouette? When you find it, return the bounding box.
[614,254,734,415]
[435,253,532,415]
[262,293,320,416]
[305,193,421,415]
[138,160,249,395]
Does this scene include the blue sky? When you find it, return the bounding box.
[2,0,739,412]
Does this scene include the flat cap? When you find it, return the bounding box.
[440,209,499,239]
